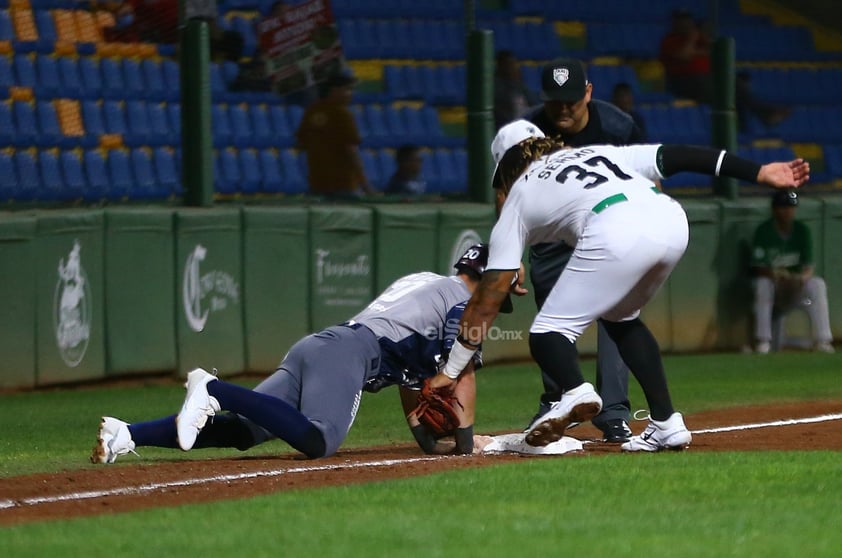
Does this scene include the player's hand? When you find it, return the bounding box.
[511,262,529,297]
[758,159,810,188]
[428,371,457,391]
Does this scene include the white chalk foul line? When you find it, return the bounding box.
[3,412,841,511]
[690,412,842,434]
[0,456,444,511]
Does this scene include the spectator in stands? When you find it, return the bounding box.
[659,9,714,104]
[386,144,427,197]
[230,51,274,93]
[296,72,374,199]
[750,189,834,354]
[611,82,647,139]
[736,71,791,132]
[494,50,540,130]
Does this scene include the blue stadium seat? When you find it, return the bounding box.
[420,147,441,192]
[36,100,66,147]
[101,58,126,100]
[210,63,229,100]
[162,60,180,97]
[286,104,304,131]
[57,57,84,98]
[363,104,390,148]
[360,149,381,189]
[107,148,134,199]
[383,105,407,139]
[0,9,14,41]
[13,101,38,147]
[60,149,86,199]
[238,148,261,194]
[145,101,172,146]
[34,55,61,97]
[433,148,459,192]
[153,147,179,195]
[14,150,40,200]
[258,148,283,193]
[130,148,159,199]
[229,104,252,148]
[124,100,150,147]
[141,59,171,102]
[83,149,109,201]
[167,103,181,138]
[78,57,103,99]
[103,100,128,137]
[122,58,146,100]
[280,148,306,194]
[0,101,16,146]
[211,104,233,148]
[0,149,18,201]
[81,99,105,138]
[217,148,241,194]
[401,106,427,145]
[0,55,14,90]
[34,10,56,42]
[248,104,274,148]
[38,148,65,200]
[267,105,292,147]
[377,148,397,184]
[383,65,408,100]
[13,54,36,88]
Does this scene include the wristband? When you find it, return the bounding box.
[454,426,474,455]
[410,424,437,454]
[443,339,477,379]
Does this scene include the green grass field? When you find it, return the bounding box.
[1,351,840,556]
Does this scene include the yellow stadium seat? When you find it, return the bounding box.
[54,40,76,55]
[74,10,101,43]
[56,99,85,137]
[9,86,34,102]
[0,40,13,54]
[53,10,78,42]
[9,0,31,10]
[12,9,39,42]
[94,10,115,33]
[99,133,124,149]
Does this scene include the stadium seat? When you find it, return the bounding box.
[101,57,126,100]
[38,148,65,200]
[80,99,105,139]
[141,59,171,102]
[146,102,172,146]
[0,56,14,90]
[103,100,128,137]
[238,148,261,194]
[217,148,241,194]
[60,149,86,199]
[167,103,181,139]
[229,104,252,148]
[57,57,84,98]
[162,59,180,97]
[83,148,109,201]
[35,100,66,147]
[153,146,179,195]
[34,55,61,97]
[268,105,293,147]
[13,53,36,88]
[14,149,40,201]
[258,148,283,193]
[0,149,19,201]
[0,101,16,146]
[248,104,274,148]
[0,9,14,42]
[34,9,56,42]
[107,148,134,199]
[360,149,381,189]
[122,58,146,100]
[124,100,151,146]
[13,101,38,147]
[78,56,103,99]
[211,104,233,148]
[130,148,159,199]
[363,104,390,148]
[280,148,306,194]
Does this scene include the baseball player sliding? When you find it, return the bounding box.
[430,119,810,452]
[92,245,503,463]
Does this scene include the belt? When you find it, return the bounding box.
[591,193,628,214]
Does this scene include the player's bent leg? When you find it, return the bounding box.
[600,318,675,422]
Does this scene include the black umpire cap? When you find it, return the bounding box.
[540,58,589,103]
[772,189,798,207]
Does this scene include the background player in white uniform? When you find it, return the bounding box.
[430,120,810,452]
[92,245,499,463]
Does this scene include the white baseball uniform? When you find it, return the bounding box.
[487,144,690,341]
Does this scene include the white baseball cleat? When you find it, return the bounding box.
[176,368,221,451]
[91,416,137,464]
[621,412,692,452]
[525,382,602,446]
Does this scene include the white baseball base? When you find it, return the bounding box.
[480,433,583,455]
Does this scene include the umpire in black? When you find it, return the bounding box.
[519,57,647,442]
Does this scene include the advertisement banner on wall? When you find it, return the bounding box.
[257,0,345,95]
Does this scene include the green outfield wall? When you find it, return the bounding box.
[0,198,838,388]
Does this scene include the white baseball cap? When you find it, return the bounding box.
[491,119,546,167]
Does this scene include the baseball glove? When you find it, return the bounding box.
[411,379,463,438]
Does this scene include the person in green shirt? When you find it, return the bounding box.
[750,189,834,354]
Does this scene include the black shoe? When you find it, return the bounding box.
[599,419,632,443]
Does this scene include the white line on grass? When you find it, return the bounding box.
[3,412,841,510]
